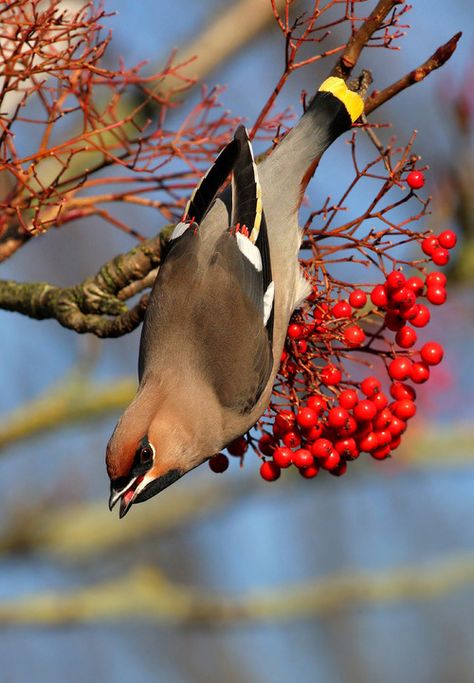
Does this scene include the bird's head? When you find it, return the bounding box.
[105,382,223,517]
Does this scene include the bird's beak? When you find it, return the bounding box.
[109,469,183,518]
[109,475,145,518]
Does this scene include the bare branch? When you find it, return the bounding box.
[364,32,462,115]
[0,376,136,452]
[331,0,405,80]
[0,553,472,625]
[0,228,171,336]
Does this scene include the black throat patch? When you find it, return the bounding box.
[134,469,182,503]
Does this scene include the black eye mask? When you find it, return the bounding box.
[130,441,154,478]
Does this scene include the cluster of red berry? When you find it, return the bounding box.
[208,170,456,481]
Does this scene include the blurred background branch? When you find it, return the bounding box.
[0,3,472,681]
[0,553,472,625]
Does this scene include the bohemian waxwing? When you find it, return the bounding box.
[106,77,364,517]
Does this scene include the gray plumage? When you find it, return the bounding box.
[106,78,364,516]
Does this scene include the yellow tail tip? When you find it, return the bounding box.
[318,76,364,123]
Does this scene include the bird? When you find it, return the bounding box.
[106,76,364,518]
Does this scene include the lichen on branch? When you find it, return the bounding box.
[0,228,170,336]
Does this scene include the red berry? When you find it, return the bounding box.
[431,247,450,267]
[296,339,308,354]
[334,437,359,460]
[410,361,430,384]
[330,461,348,477]
[226,436,248,457]
[390,382,416,401]
[273,446,293,469]
[272,422,286,439]
[306,395,327,415]
[361,376,382,397]
[354,399,377,422]
[296,407,318,429]
[336,416,357,437]
[411,303,431,327]
[385,311,405,331]
[344,324,366,347]
[421,341,444,366]
[328,407,350,429]
[376,430,392,447]
[339,389,359,410]
[392,399,416,420]
[209,453,229,473]
[302,423,323,441]
[288,323,304,339]
[405,276,424,295]
[258,433,276,456]
[391,288,416,310]
[358,432,379,452]
[426,286,447,306]
[349,289,367,308]
[372,392,388,412]
[401,304,420,321]
[371,445,391,460]
[421,236,439,256]
[395,326,417,349]
[275,410,296,434]
[332,300,352,318]
[371,284,389,308]
[386,271,406,290]
[390,436,402,450]
[306,285,318,302]
[388,416,406,436]
[260,461,281,481]
[311,438,333,460]
[299,464,320,479]
[374,408,393,431]
[354,420,373,439]
[293,448,314,469]
[388,357,413,381]
[426,271,447,288]
[282,430,302,449]
[321,364,342,386]
[438,230,457,249]
[320,449,341,471]
[407,170,425,189]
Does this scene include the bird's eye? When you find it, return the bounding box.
[140,446,154,466]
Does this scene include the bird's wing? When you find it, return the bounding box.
[229,125,274,339]
[231,125,262,240]
[140,228,274,415]
[183,135,240,225]
[139,127,275,415]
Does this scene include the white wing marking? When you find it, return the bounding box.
[236,231,262,271]
[169,221,189,241]
[263,281,275,326]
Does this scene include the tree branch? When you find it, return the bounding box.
[152,0,289,98]
[0,553,472,625]
[364,32,462,115]
[0,376,136,452]
[0,227,172,337]
[331,0,404,80]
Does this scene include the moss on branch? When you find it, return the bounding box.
[0,228,170,337]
